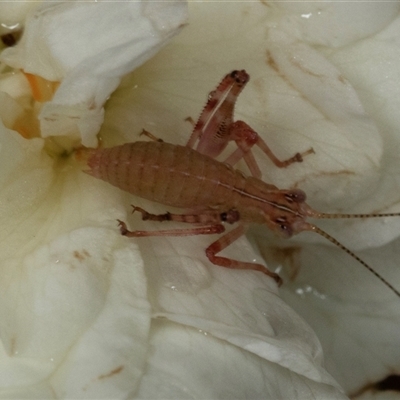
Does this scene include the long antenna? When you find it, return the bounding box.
[308,224,400,298]
[316,211,400,219]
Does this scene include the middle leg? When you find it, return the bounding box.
[117,205,240,237]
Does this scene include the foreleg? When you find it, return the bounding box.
[225,120,314,178]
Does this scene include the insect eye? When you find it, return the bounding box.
[279,223,292,237]
[275,217,292,237]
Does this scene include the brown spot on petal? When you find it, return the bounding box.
[73,249,91,262]
[266,50,279,74]
[98,365,124,380]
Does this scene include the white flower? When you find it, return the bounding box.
[0,1,399,399]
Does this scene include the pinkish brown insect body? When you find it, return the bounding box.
[86,141,314,238]
[85,140,315,284]
[85,140,400,297]
[84,70,400,297]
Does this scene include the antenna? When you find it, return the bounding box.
[316,211,400,219]
[308,224,400,298]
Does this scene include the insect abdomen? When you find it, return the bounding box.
[86,141,244,209]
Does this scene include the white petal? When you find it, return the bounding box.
[49,230,150,398]
[264,28,382,208]
[0,227,151,398]
[135,320,346,399]
[0,1,38,32]
[1,1,188,147]
[274,2,400,47]
[272,237,400,395]
[0,72,31,101]
[0,119,152,396]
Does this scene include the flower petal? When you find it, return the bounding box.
[0,119,152,396]
[274,2,400,47]
[1,1,188,147]
[135,319,346,399]
[271,237,400,395]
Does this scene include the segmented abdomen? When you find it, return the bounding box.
[86,141,247,209]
